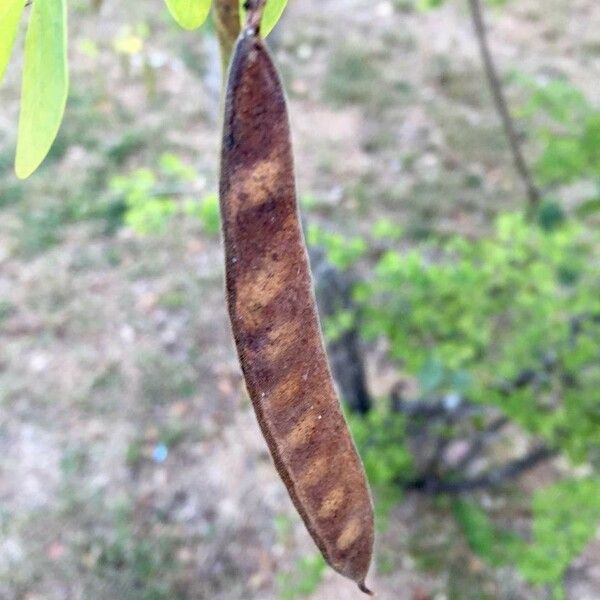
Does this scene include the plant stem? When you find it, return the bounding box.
[467,0,541,215]
[404,446,556,494]
[213,0,241,76]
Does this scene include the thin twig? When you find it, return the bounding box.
[467,0,541,215]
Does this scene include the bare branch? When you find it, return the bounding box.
[467,0,541,215]
[391,389,480,420]
[403,446,556,495]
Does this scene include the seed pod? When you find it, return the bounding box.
[219,18,374,595]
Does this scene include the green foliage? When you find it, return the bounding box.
[354,213,600,463]
[108,153,221,236]
[323,309,355,343]
[519,78,589,128]
[239,0,288,37]
[518,77,600,217]
[372,218,404,241]
[319,212,600,589]
[15,0,69,179]
[453,500,524,568]
[307,224,367,269]
[112,169,177,235]
[276,553,326,600]
[455,477,600,597]
[164,0,211,30]
[2,0,289,178]
[347,409,411,528]
[522,477,600,589]
[184,193,221,235]
[537,199,566,232]
[158,151,197,181]
[536,115,600,185]
[0,0,25,81]
[349,409,414,488]
[416,0,445,10]
[273,513,294,544]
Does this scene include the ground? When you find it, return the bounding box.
[0,0,599,598]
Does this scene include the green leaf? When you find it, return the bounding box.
[239,0,288,37]
[575,197,600,218]
[164,0,211,31]
[454,500,525,568]
[418,355,445,394]
[536,136,587,184]
[519,477,600,586]
[0,0,25,82]
[416,0,445,11]
[537,200,565,231]
[15,0,68,179]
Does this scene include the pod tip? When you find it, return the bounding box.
[358,581,374,596]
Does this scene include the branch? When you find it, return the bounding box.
[467,0,541,215]
[213,0,241,74]
[454,415,510,472]
[403,446,556,495]
[391,360,550,420]
[391,388,481,420]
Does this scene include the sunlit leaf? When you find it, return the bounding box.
[113,33,144,55]
[0,0,25,82]
[15,0,68,179]
[416,0,445,11]
[239,0,288,37]
[164,0,211,30]
[536,136,586,185]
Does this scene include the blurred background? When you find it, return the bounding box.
[1,0,599,598]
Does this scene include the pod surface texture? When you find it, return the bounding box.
[219,30,374,590]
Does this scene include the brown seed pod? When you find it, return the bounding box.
[218,9,375,594]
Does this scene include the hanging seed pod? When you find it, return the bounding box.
[218,3,374,593]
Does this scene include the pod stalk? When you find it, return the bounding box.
[244,0,267,34]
